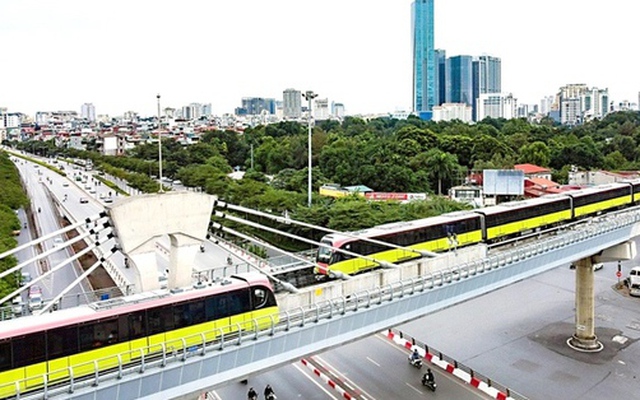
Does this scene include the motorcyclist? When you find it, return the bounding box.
[264,384,275,399]
[199,243,205,252]
[422,368,435,385]
[247,387,257,400]
[410,349,421,363]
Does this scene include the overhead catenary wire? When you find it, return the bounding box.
[213,200,438,258]
[213,210,399,277]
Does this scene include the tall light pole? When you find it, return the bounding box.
[303,90,317,207]
[157,94,164,193]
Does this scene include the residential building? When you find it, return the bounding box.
[432,103,472,122]
[81,103,96,122]
[556,84,608,125]
[412,0,435,114]
[283,88,302,119]
[314,98,330,120]
[476,93,517,120]
[331,102,345,118]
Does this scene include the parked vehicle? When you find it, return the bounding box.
[626,267,640,297]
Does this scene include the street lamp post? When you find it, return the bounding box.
[303,90,317,207]
[157,94,164,193]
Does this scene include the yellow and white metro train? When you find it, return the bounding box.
[315,181,640,277]
[0,273,279,399]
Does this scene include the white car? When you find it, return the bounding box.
[627,267,640,297]
[53,237,63,248]
[12,297,23,316]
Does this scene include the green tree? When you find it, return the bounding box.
[519,141,550,167]
[422,149,460,195]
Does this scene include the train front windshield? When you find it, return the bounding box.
[317,239,333,264]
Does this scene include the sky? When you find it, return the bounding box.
[1,0,639,118]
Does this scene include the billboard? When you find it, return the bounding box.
[483,169,524,196]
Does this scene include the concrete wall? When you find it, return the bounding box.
[277,245,487,310]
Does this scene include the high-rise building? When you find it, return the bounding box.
[556,84,608,125]
[445,55,473,105]
[472,55,501,120]
[81,103,96,122]
[412,0,435,114]
[283,88,302,119]
[434,49,447,107]
[331,102,345,118]
[237,97,276,115]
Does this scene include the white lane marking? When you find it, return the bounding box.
[294,362,340,399]
[406,382,424,394]
[315,354,376,400]
[366,357,380,367]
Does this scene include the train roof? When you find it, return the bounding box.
[476,194,570,216]
[323,211,480,243]
[562,182,632,197]
[0,273,271,339]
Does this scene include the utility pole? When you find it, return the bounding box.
[302,90,318,207]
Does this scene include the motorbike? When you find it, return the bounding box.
[199,244,205,253]
[421,376,437,392]
[265,394,277,400]
[408,356,422,369]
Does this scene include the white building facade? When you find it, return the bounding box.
[432,103,472,122]
[476,93,517,120]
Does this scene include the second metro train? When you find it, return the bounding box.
[315,181,640,277]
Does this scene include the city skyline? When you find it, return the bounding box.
[1,0,639,117]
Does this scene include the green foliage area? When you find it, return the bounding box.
[11,111,640,252]
[0,152,28,300]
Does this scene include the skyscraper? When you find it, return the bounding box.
[445,55,473,105]
[472,55,501,120]
[412,0,435,114]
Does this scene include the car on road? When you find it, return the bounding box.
[28,285,43,311]
[626,267,640,297]
[12,297,23,317]
[62,181,69,187]
[20,271,31,286]
[53,237,63,248]
[79,197,89,204]
[104,197,113,203]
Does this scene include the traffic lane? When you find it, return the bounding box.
[213,362,339,399]
[315,333,494,399]
[399,261,640,399]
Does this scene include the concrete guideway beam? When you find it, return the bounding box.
[568,241,636,352]
[107,192,215,292]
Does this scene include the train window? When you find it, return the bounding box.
[0,340,10,371]
[252,287,277,309]
[148,306,174,335]
[205,289,251,320]
[48,326,78,359]
[13,333,46,367]
[189,301,206,325]
[126,312,146,340]
[78,319,118,350]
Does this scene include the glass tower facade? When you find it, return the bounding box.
[472,55,501,120]
[446,55,473,105]
[412,0,435,113]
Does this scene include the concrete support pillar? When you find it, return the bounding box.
[130,251,160,292]
[567,257,603,352]
[168,234,199,289]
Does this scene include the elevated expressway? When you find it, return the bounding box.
[16,202,640,400]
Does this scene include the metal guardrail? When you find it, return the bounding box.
[388,328,528,400]
[9,206,640,399]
